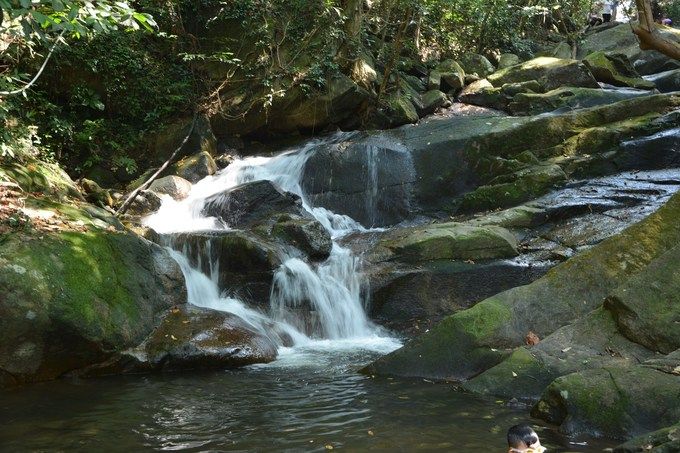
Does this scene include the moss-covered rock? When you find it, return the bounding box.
[488,57,599,91]
[498,53,520,69]
[532,366,680,439]
[508,86,651,116]
[0,158,81,200]
[271,215,333,260]
[80,178,113,208]
[577,23,680,75]
[380,222,518,263]
[458,84,507,110]
[462,308,654,401]
[419,90,449,115]
[433,60,466,92]
[460,54,495,77]
[460,164,568,212]
[172,151,218,183]
[583,51,655,89]
[614,421,680,452]
[387,93,419,126]
[365,192,680,380]
[605,244,680,354]
[0,230,186,386]
[404,93,680,212]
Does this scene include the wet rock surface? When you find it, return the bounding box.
[77,305,278,376]
[364,171,680,439]
[356,169,680,336]
[301,136,415,227]
[202,180,304,228]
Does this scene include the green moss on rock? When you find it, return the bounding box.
[0,230,185,385]
[488,57,599,91]
[382,223,518,263]
[460,164,567,212]
[365,191,680,381]
[532,366,680,439]
[583,51,656,89]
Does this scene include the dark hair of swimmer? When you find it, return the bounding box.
[507,424,541,451]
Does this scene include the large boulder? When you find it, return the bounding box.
[498,53,520,69]
[212,75,370,137]
[0,229,186,386]
[0,158,81,200]
[77,305,278,375]
[124,190,162,217]
[169,230,281,306]
[386,93,419,126]
[301,138,415,227]
[577,23,680,75]
[430,60,466,92]
[605,244,680,354]
[645,68,680,93]
[202,180,304,228]
[271,215,333,260]
[399,93,680,213]
[508,86,652,116]
[172,151,218,183]
[460,54,495,77]
[149,175,192,201]
[419,90,449,116]
[379,222,518,263]
[583,51,655,89]
[614,420,680,452]
[364,191,680,380]
[532,366,680,439]
[487,57,599,91]
[461,307,654,401]
[369,260,548,335]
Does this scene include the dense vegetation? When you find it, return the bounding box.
[1,0,600,184]
[6,0,680,174]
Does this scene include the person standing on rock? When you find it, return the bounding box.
[602,1,613,22]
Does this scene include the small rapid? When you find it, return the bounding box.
[145,134,398,354]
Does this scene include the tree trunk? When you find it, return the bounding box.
[631,0,680,60]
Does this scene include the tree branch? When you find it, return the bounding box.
[0,30,66,97]
[116,113,198,217]
[631,0,680,60]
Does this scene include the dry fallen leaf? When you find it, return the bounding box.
[525,331,540,346]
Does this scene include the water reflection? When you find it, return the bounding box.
[0,348,615,452]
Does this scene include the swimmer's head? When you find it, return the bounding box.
[507,424,544,452]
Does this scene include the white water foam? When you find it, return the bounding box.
[145,135,399,355]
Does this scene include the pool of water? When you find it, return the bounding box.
[0,341,617,452]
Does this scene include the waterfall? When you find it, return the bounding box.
[145,135,387,348]
[365,145,380,227]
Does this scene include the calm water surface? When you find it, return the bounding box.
[0,341,616,452]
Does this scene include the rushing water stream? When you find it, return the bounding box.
[146,133,389,348]
[1,136,621,451]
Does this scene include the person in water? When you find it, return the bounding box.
[507,424,546,453]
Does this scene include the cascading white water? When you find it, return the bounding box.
[146,135,393,351]
[365,145,380,227]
